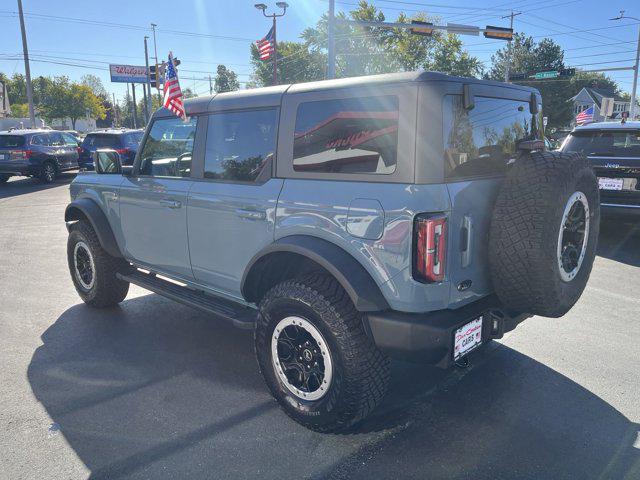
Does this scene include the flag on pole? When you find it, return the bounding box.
[575,106,594,125]
[163,52,185,120]
[256,26,275,60]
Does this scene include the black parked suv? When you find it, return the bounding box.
[79,129,144,169]
[0,129,80,184]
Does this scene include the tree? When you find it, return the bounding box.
[67,84,106,129]
[250,41,326,87]
[488,34,621,130]
[80,74,108,99]
[214,64,240,93]
[9,103,28,117]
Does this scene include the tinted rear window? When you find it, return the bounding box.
[124,132,143,145]
[82,134,121,149]
[0,136,26,148]
[293,95,399,175]
[443,95,540,179]
[562,130,640,157]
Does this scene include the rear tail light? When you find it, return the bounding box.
[10,149,32,159]
[115,148,129,155]
[76,146,82,154]
[413,214,448,283]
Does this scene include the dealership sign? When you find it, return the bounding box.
[109,64,148,83]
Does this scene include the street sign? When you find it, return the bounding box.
[109,64,149,84]
[534,71,559,79]
[601,97,615,118]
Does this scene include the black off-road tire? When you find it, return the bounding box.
[67,220,130,308]
[255,273,390,432]
[39,161,57,183]
[489,151,600,317]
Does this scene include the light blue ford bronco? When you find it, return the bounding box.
[65,72,600,432]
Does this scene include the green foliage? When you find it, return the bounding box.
[487,34,622,130]
[214,65,240,93]
[10,103,29,117]
[249,41,326,87]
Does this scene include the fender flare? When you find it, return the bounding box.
[241,235,390,312]
[64,198,123,258]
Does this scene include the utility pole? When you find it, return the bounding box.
[144,36,152,122]
[151,23,162,104]
[131,83,137,129]
[328,0,335,79]
[611,11,640,119]
[209,75,213,95]
[502,10,521,83]
[17,0,35,127]
[255,2,289,86]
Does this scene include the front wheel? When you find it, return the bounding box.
[67,221,130,307]
[255,274,389,432]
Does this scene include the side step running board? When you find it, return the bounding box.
[117,270,257,330]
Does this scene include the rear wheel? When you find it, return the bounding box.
[255,273,389,432]
[39,161,56,183]
[67,221,130,307]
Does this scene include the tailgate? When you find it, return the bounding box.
[590,156,640,207]
[446,177,504,308]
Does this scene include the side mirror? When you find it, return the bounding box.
[93,149,122,174]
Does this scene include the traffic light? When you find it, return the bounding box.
[410,20,434,36]
[559,68,576,77]
[149,64,158,88]
[484,25,514,40]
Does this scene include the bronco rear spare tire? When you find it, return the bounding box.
[489,151,599,318]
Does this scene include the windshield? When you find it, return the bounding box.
[562,130,640,157]
[0,136,26,148]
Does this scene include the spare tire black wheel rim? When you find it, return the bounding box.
[271,316,333,401]
[73,241,96,290]
[557,191,590,282]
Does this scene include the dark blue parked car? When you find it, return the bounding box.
[0,129,80,183]
[78,129,144,169]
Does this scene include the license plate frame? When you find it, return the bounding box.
[598,177,624,191]
[453,315,483,361]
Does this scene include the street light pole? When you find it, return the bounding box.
[502,10,521,83]
[328,0,336,79]
[144,36,152,122]
[16,0,36,127]
[255,3,289,86]
[611,11,640,119]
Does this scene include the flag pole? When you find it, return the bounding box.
[272,16,278,85]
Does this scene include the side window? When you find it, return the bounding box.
[31,134,50,146]
[49,132,65,147]
[443,96,539,179]
[204,109,277,183]
[293,96,399,175]
[139,117,197,178]
[61,133,79,146]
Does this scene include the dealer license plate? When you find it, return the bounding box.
[454,316,483,361]
[0,153,6,160]
[598,177,624,190]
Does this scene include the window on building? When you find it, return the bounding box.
[293,96,399,175]
[204,109,277,183]
[443,95,540,179]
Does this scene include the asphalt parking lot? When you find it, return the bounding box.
[1,174,639,480]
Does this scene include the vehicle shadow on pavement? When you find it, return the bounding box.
[0,173,76,200]
[28,294,640,479]
[597,216,640,267]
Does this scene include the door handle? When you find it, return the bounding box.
[160,199,182,209]
[103,191,118,201]
[236,208,266,221]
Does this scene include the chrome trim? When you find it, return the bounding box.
[601,203,640,209]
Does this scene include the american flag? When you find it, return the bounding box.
[163,52,185,120]
[256,26,275,60]
[576,105,594,125]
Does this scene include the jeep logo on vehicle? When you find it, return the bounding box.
[605,162,620,169]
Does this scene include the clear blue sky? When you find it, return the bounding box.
[1,0,638,103]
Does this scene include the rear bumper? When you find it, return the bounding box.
[365,295,531,367]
